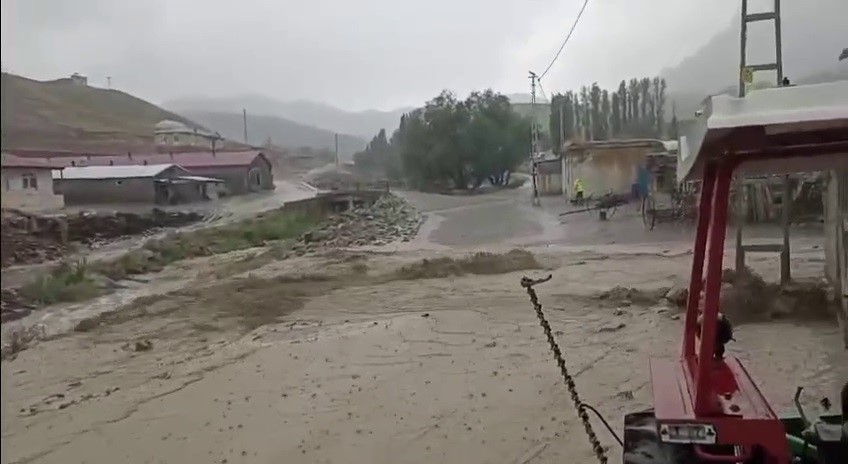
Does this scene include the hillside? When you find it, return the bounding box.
[177,110,366,159]
[662,0,847,116]
[164,95,412,139]
[0,73,204,152]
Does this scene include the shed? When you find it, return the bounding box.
[559,138,672,198]
[52,163,217,205]
[679,80,848,347]
[46,151,274,196]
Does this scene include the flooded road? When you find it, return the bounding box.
[2,187,845,464]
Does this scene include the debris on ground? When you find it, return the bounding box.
[1,208,204,268]
[394,249,542,280]
[596,285,669,306]
[664,267,834,323]
[305,168,387,192]
[1,325,46,361]
[67,209,204,247]
[292,194,423,254]
[0,289,36,323]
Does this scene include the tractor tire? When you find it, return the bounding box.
[641,196,657,231]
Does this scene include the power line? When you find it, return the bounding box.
[539,0,591,80]
[536,79,548,103]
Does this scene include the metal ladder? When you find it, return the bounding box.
[734,0,792,285]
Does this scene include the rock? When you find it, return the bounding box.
[664,283,689,307]
[134,340,153,352]
[597,322,626,333]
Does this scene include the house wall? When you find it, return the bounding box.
[56,177,157,205]
[155,132,215,148]
[536,159,566,196]
[538,173,563,195]
[1,167,65,212]
[189,158,274,195]
[567,147,648,197]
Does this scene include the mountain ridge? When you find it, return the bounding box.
[176,109,366,160]
[164,95,413,139]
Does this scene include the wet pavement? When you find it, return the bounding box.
[403,186,825,251]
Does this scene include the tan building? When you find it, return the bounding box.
[155,119,222,149]
[538,139,676,197]
[1,154,65,212]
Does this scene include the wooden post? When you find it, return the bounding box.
[734,177,746,272]
[780,175,792,285]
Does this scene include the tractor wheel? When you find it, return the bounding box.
[641,196,657,231]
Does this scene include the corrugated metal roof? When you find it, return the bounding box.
[53,164,177,180]
[1,153,64,169]
[678,81,848,181]
[47,151,265,169]
[175,175,225,183]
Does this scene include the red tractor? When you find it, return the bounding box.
[619,81,848,463]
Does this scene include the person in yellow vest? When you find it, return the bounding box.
[573,178,585,205]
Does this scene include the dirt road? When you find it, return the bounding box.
[2,188,846,464]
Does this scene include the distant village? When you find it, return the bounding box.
[2,74,276,213]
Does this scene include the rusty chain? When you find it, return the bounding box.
[520,274,608,464]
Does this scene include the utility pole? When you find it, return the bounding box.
[334,133,340,168]
[528,71,540,206]
[559,99,567,197]
[735,0,790,284]
[242,109,249,145]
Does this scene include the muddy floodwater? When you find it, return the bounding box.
[2,187,846,464]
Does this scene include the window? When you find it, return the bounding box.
[173,135,180,143]
[21,173,38,190]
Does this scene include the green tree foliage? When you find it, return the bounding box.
[354,89,530,190]
[548,76,671,143]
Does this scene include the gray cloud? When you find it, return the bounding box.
[2,0,740,110]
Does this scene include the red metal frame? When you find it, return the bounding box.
[647,118,848,462]
[651,157,790,463]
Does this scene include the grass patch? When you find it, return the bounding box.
[16,211,315,308]
[19,260,101,305]
[96,211,314,280]
[394,249,542,280]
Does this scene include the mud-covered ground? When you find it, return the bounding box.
[2,186,846,464]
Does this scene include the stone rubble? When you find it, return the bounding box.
[1,209,204,268]
[292,194,423,255]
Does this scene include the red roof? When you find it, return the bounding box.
[1,154,64,169]
[47,151,268,169]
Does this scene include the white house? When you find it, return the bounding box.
[1,154,65,212]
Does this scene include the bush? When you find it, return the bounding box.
[19,260,100,305]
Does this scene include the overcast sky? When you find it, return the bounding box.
[2,0,747,111]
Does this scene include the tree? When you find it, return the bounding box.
[600,90,611,140]
[617,80,628,129]
[549,75,668,141]
[375,89,530,191]
[610,91,621,137]
[628,78,639,125]
[669,102,679,140]
[579,86,591,140]
[654,78,667,137]
[639,78,651,127]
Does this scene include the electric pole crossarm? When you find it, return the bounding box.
[745,12,777,22]
[747,63,779,72]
